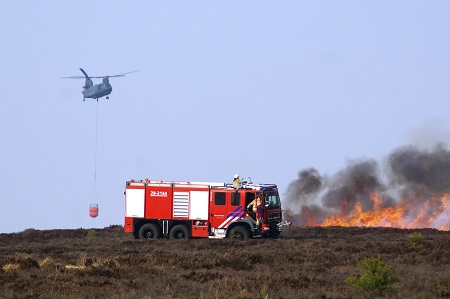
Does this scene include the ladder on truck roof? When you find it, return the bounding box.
[126,179,226,188]
[218,182,278,190]
[126,179,277,190]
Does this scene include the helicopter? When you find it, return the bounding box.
[61,68,137,101]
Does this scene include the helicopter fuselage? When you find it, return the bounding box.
[82,78,112,100]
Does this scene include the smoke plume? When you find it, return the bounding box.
[284,144,450,230]
[388,144,450,197]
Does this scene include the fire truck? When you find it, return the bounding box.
[124,179,283,239]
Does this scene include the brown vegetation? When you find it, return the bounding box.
[0,225,449,298]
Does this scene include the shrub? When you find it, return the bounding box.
[437,278,450,297]
[347,256,398,293]
[260,284,269,298]
[408,232,424,249]
[85,229,97,241]
[108,224,123,229]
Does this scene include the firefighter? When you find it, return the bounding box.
[247,194,263,226]
[232,174,241,189]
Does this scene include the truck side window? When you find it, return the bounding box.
[214,192,226,205]
[231,192,240,206]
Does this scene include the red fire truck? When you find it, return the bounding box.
[124,179,283,239]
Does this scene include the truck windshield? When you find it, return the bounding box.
[264,192,281,209]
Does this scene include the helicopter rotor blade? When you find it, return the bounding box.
[60,70,138,79]
[79,68,90,78]
[90,70,139,79]
[88,75,123,79]
[116,70,139,76]
[60,76,86,79]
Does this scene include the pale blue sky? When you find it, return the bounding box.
[1,1,449,233]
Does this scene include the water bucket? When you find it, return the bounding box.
[89,204,99,218]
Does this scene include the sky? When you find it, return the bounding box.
[1,1,449,233]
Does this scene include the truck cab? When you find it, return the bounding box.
[209,184,282,238]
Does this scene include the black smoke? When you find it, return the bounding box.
[285,144,450,227]
[388,144,450,197]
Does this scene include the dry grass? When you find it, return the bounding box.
[0,225,448,298]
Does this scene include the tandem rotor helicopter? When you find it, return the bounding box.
[61,68,137,101]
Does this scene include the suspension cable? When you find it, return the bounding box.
[92,100,99,204]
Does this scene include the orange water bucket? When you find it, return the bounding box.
[89,204,99,218]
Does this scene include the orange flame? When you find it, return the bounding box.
[321,193,450,231]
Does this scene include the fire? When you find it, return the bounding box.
[321,193,450,231]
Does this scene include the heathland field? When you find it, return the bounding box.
[1,226,449,298]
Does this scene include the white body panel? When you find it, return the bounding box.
[189,191,209,220]
[125,188,145,217]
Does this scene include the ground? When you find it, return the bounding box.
[0,225,449,298]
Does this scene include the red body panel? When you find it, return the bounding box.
[145,184,172,219]
[209,190,226,229]
[191,224,209,237]
[124,217,134,232]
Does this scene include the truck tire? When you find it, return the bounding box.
[228,226,250,239]
[169,224,190,239]
[138,223,160,240]
[169,224,189,239]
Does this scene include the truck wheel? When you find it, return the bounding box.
[228,226,250,239]
[169,225,190,239]
[138,223,160,239]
